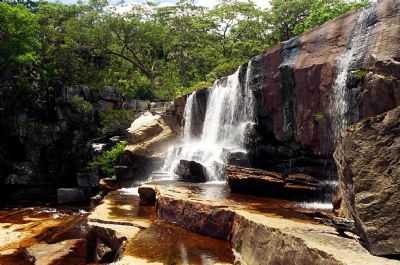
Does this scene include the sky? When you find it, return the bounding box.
[52,0,270,8]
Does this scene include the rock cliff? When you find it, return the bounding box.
[335,106,400,256]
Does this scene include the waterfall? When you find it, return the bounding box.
[182,92,195,142]
[163,61,256,181]
[331,5,375,139]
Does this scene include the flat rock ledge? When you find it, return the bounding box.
[139,182,400,265]
[226,165,324,200]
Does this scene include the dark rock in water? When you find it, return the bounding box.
[138,186,156,205]
[57,188,87,204]
[335,106,400,256]
[174,160,207,183]
[226,165,322,200]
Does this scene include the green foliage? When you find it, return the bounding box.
[0,3,40,67]
[206,59,244,81]
[0,0,371,105]
[100,109,136,135]
[351,68,369,80]
[90,141,127,177]
[175,81,213,97]
[294,0,370,35]
[70,95,93,114]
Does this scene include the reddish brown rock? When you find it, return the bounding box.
[257,0,400,156]
[138,182,400,265]
[335,106,400,256]
[157,194,235,240]
[226,165,322,200]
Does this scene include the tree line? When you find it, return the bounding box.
[1,0,369,102]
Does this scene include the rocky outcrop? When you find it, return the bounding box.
[334,106,400,256]
[126,112,164,144]
[138,182,400,265]
[249,0,400,180]
[173,0,400,182]
[174,160,207,183]
[118,112,179,182]
[0,207,88,265]
[227,165,323,200]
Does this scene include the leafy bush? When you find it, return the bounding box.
[175,81,213,98]
[70,95,93,114]
[89,141,127,178]
[100,109,136,135]
[206,60,243,81]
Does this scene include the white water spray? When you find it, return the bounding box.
[163,61,256,181]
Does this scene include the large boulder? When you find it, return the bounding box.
[127,111,163,144]
[174,160,207,183]
[334,106,400,256]
[119,112,179,181]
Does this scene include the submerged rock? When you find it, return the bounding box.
[335,106,400,256]
[174,160,207,183]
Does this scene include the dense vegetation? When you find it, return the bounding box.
[1,0,369,102]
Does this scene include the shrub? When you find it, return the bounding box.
[100,109,136,135]
[89,141,127,178]
[70,95,93,114]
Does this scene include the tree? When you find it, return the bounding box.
[0,2,39,69]
[294,0,370,34]
[269,0,314,42]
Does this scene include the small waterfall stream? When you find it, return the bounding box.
[330,4,375,139]
[163,61,256,181]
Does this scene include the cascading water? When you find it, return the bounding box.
[303,4,377,209]
[330,4,375,140]
[163,61,256,181]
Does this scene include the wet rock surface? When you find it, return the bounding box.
[174,160,208,183]
[0,207,88,265]
[335,106,400,256]
[88,188,235,265]
[139,181,400,265]
[227,165,323,200]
